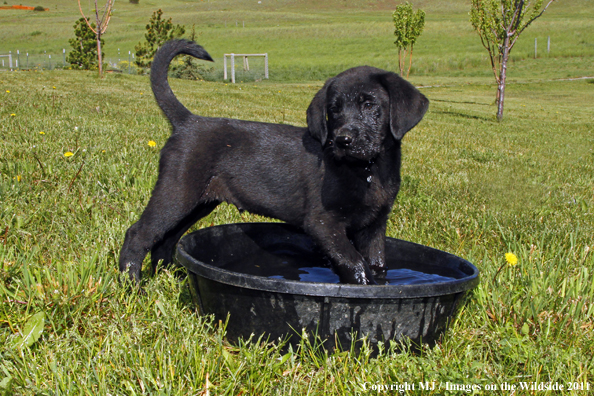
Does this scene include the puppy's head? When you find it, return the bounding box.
[307,66,429,162]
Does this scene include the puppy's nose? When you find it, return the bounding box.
[335,135,353,148]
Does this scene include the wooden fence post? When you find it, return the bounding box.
[231,53,235,84]
[224,55,227,80]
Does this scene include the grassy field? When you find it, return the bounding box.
[1,71,593,394]
[0,0,593,80]
[1,0,594,394]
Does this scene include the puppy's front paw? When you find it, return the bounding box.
[338,265,377,285]
[370,264,388,278]
[356,272,378,285]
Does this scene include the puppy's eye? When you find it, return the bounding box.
[328,106,339,114]
[363,102,374,110]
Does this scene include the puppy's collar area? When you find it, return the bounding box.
[364,160,375,184]
[330,156,376,184]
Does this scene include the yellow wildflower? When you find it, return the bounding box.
[39,131,45,135]
[493,252,519,282]
[148,140,157,147]
[5,90,9,93]
[10,113,15,117]
[505,252,518,266]
[64,152,74,157]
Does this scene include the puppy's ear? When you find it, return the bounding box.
[379,72,429,140]
[307,79,333,145]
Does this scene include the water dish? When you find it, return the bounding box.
[175,222,479,351]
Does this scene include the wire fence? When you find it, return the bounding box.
[0,50,68,71]
[0,49,270,82]
[0,49,141,74]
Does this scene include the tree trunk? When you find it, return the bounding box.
[496,35,511,121]
[97,32,103,78]
[407,44,413,79]
[94,0,103,78]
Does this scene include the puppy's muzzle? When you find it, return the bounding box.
[334,135,353,148]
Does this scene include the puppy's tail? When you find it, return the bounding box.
[151,39,214,127]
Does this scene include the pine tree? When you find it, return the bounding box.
[75,0,114,78]
[67,17,103,70]
[135,9,185,69]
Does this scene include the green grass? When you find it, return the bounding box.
[1,66,593,394]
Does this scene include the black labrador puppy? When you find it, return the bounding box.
[119,39,428,285]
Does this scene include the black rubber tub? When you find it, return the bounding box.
[175,223,479,351]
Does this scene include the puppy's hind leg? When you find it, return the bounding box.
[119,179,217,284]
[150,201,218,274]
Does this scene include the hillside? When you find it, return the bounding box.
[0,0,592,81]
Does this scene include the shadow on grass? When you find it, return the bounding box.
[431,98,492,106]
[432,109,494,122]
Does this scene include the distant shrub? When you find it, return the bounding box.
[169,57,214,80]
[33,5,45,11]
[129,0,139,3]
[116,60,142,75]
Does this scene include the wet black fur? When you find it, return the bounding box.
[119,39,429,285]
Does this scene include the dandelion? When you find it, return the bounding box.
[53,86,56,89]
[493,252,518,282]
[10,113,15,117]
[14,175,21,182]
[5,90,9,93]
[64,152,74,157]
[148,140,157,147]
[39,131,45,135]
[505,252,518,266]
